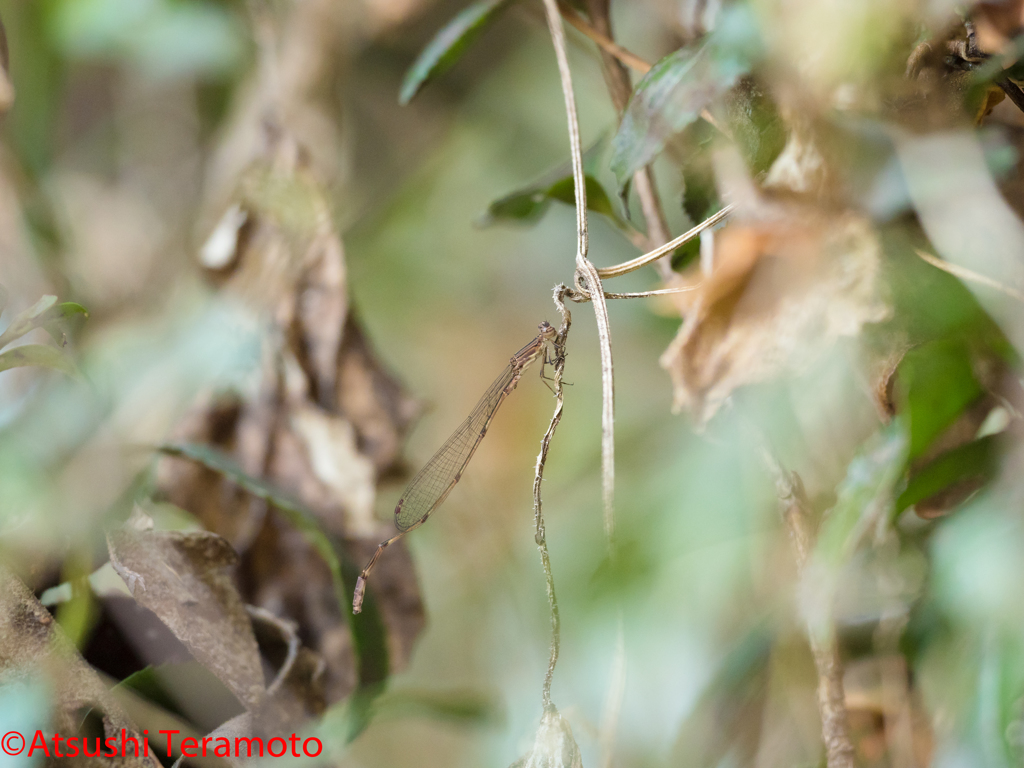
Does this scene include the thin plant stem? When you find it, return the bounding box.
[582,0,671,279]
[603,286,698,298]
[564,285,699,302]
[556,2,726,137]
[916,248,1024,302]
[633,168,673,279]
[541,0,588,259]
[558,2,652,74]
[762,449,856,768]
[570,7,661,762]
[540,0,617,544]
[534,284,573,712]
[597,205,734,278]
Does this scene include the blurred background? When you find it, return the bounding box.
[1,0,1024,767]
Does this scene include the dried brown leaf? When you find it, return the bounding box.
[157,312,424,703]
[290,403,377,535]
[165,28,425,705]
[247,607,326,733]
[0,566,161,768]
[336,313,420,473]
[201,713,252,768]
[661,213,889,425]
[866,346,909,423]
[106,530,266,713]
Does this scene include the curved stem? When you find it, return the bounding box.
[581,0,671,277]
[540,0,617,544]
[558,2,652,74]
[534,285,572,711]
[916,248,1024,302]
[597,205,733,278]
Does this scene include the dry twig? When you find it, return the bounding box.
[597,205,734,278]
[558,2,652,75]
[557,2,725,141]
[579,0,671,277]
[540,0,617,544]
[765,453,856,768]
[916,248,1024,302]
[533,285,573,711]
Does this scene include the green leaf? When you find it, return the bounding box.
[611,46,718,187]
[929,518,1024,763]
[609,4,760,187]
[976,633,1024,766]
[0,295,88,350]
[0,343,80,377]
[51,0,245,80]
[801,426,909,641]
[670,236,701,271]
[483,187,550,224]
[546,175,619,220]
[157,442,390,701]
[897,339,984,459]
[41,301,88,346]
[681,154,720,225]
[55,550,98,649]
[116,662,243,723]
[117,666,188,718]
[481,174,626,228]
[727,78,786,177]
[398,0,512,105]
[0,285,8,318]
[896,434,1002,515]
[816,424,909,564]
[372,687,504,726]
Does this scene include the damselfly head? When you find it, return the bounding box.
[538,321,556,340]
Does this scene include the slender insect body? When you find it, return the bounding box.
[352,322,558,613]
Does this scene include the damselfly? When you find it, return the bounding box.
[352,321,557,613]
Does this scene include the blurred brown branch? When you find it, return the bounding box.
[558,2,652,74]
[577,0,671,278]
[769,461,856,768]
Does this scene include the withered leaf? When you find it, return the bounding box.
[169,127,422,712]
[661,213,889,426]
[0,566,161,768]
[106,530,266,713]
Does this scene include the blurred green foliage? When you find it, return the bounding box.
[50,0,244,79]
[1,0,1023,766]
[399,0,512,105]
[481,173,625,229]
